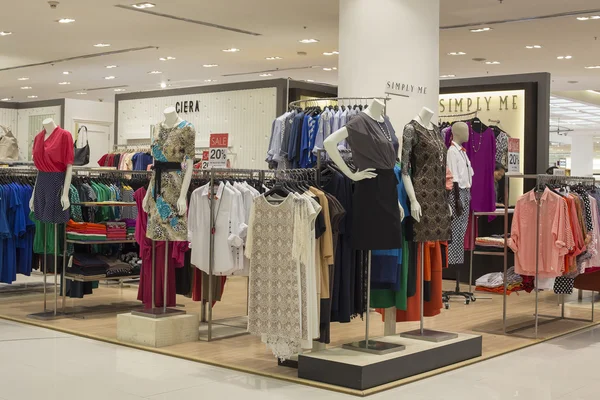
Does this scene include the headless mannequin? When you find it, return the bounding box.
[29,118,73,212]
[401,107,434,222]
[142,107,194,215]
[449,122,469,216]
[324,98,404,221]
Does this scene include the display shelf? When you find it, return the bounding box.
[473,209,514,216]
[66,239,137,245]
[473,251,505,256]
[65,274,140,282]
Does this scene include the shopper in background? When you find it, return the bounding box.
[494,162,506,207]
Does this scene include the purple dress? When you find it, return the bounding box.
[465,123,496,212]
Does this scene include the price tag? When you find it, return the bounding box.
[507,137,520,174]
[200,150,209,170]
[208,133,229,168]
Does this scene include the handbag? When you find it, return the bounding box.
[73,125,90,166]
[0,125,19,161]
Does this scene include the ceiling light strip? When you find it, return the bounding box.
[114,5,261,36]
[0,46,156,72]
[222,65,323,77]
[441,8,600,30]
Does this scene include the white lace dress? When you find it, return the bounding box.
[245,194,318,360]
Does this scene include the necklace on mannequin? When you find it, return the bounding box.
[417,114,433,130]
[417,121,445,165]
[376,120,392,142]
[471,130,484,153]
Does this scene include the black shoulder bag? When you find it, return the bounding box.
[73,125,90,166]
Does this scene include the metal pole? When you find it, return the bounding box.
[469,213,475,293]
[592,291,595,321]
[534,191,541,339]
[43,223,47,313]
[208,168,215,341]
[502,176,509,334]
[163,239,169,313]
[62,223,67,313]
[420,241,425,335]
[365,251,371,346]
[151,240,156,310]
[54,223,58,316]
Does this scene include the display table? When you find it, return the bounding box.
[298,333,482,390]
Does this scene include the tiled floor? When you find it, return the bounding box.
[0,319,598,399]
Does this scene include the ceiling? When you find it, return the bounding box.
[1,0,600,102]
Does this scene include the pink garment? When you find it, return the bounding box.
[508,189,574,278]
[134,187,188,309]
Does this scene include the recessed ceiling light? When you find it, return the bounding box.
[587,90,600,94]
[104,76,116,80]
[106,65,118,69]
[204,79,217,82]
[299,39,319,43]
[94,43,110,47]
[557,55,573,60]
[222,48,240,53]
[132,2,155,8]
[592,16,600,19]
[0,31,12,36]
[20,86,32,90]
[63,71,71,75]
[57,18,75,24]
[27,95,38,99]
[159,56,176,61]
[448,52,466,56]
[306,79,315,82]
[0,98,11,101]
[323,67,332,71]
[470,27,492,33]
[266,56,283,60]
[160,82,167,89]
[58,82,70,85]
[440,74,456,78]
[114,88,126,92]
[585,65,600,69]
[17,77,29,81]
[202,64,218,68]
[577,16,590,21]
[76,92,87,95]
[323,51,339,56]
[148,70,162,74]
[259,73,273,77]
[525,45,542,49]
[485,61,501,65]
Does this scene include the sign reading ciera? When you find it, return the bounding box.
[440,95,519,113]
[385,81,428,96]
[175,100,200,114]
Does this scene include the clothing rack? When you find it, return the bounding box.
[438,111,478,120]
[488,118,501,124]
[288,96,391,110]
[500,174,596,338]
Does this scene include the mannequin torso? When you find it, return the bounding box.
[163,107,184,128]
[43,118,58,140]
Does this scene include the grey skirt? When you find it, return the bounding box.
[34,171,70,223]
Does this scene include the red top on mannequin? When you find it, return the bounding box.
[32,127,74,172]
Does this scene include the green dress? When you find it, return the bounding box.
[146,120,195,241]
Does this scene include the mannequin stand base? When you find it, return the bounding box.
[343,340,405,355]
[117,312,199,348]
[401,329,458,343]
[27,311,66,321]
[131,308,186,319]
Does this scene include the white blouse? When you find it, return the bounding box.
[447,141,474,189]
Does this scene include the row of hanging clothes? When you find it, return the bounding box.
[509,176,600,295]
[97,146,154,171]
[266,99,378,170]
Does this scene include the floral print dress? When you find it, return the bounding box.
[146,120,196,241]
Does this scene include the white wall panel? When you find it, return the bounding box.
[0,108,18,134]
[118,87,277,169]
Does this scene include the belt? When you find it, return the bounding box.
[152,161,181,200]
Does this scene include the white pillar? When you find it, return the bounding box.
[339,0,440,336]
[338,0,440,137]
[570,134,594,176]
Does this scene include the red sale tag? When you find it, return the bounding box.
[210,133,229,148]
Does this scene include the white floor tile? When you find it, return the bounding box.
[0,320,599,399]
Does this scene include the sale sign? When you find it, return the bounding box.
[208,133,228,168]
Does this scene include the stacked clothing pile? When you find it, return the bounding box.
[68,253,109,278]
[121,252,142,275]
[66,220,107,242]
[475,235,506,248]
[106,222,127,241]
[120,219,136,239]
[475,266,523,294]
[96,255,137,277]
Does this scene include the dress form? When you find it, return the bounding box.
[163,106,183,128]
[30,118,73,212]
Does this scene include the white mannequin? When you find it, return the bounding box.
[401,107,434,222]
[29,118,73,212]
[452,121,469,145]
[323,98,404,221]
[142,107,194,216]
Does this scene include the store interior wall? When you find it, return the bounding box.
[16,105,62,161]
[0,108,18,134]
[571,134,595,176]
[117,87,277,169]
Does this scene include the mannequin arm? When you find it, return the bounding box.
[142,185,150,213]
[402,174,422,222]
[177,159,194,215]
[60,165,73,210]
[323,127,376,181]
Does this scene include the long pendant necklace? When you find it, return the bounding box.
[471,130,484,153]
[417,117,444,165]
[376,120,392,142]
